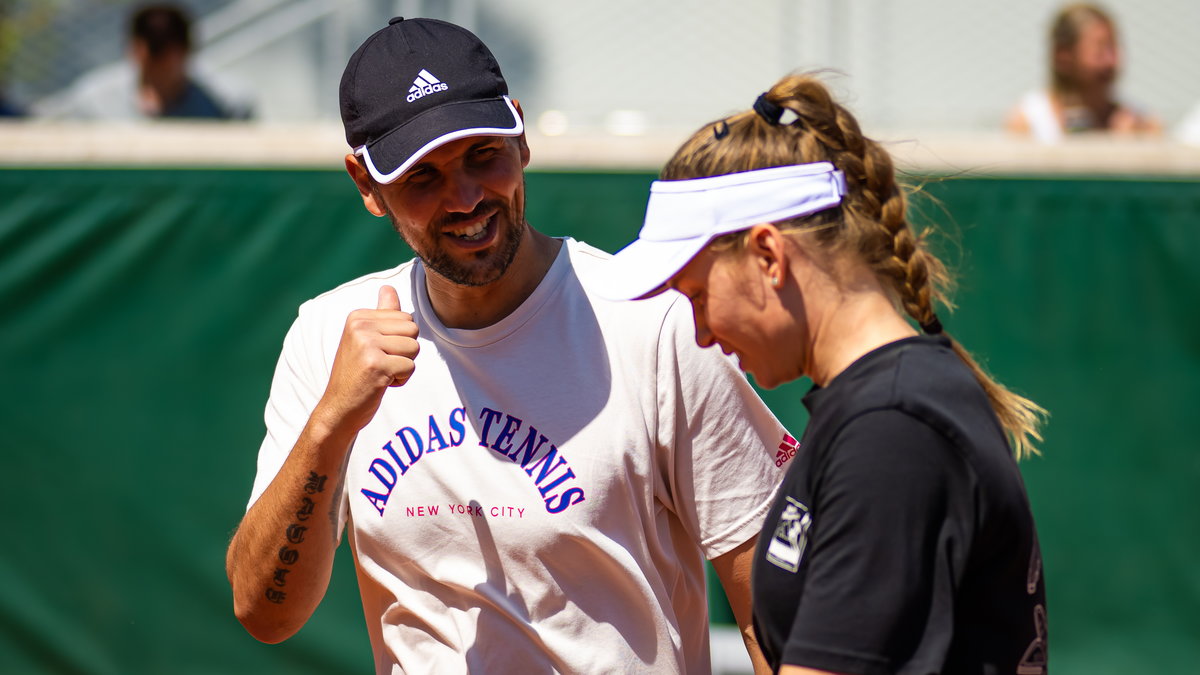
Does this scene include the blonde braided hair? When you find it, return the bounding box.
[664,74,1046,459]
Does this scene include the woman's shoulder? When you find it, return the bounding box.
[819,337,1004,452]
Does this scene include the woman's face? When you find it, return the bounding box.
[669,243,802,389]
[1060,19,1119,90]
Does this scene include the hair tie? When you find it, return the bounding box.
[753,93,784,125]
[920,315,944,335]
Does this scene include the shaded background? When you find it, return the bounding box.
[1,165,1198,673]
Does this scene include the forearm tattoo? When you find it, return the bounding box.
[264,471,327,605]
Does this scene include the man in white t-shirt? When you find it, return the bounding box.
[225,17,789,674]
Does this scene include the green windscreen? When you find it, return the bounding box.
[1,167,1196,674]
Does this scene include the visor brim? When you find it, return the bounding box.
[597,235,713,301]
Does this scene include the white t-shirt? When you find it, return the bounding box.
[1017,90,1063,143]
[249,238,791,674]
[1016,88,1153,143]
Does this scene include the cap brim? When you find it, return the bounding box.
[596,235,712,301]
[360,95,523,184]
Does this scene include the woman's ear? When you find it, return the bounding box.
[746,223,788,289]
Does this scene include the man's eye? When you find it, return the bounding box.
[406,167,437,184]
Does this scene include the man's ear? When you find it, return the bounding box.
[345,154,388,217]
[512,98,531,167]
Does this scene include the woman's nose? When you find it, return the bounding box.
[692,310,716,349]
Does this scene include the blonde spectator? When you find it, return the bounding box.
[1007,3,1160,142]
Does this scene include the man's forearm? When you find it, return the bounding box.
[226,420,354,643]
[229,284,418,642]
[712,537,773,674]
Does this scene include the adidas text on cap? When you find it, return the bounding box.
[339,17,524,184]
[600,163,847,301]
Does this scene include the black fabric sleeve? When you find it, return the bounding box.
[781,409,973,675]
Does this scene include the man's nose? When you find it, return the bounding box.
[442,169,484,213]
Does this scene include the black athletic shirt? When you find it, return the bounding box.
[751,336,1047,675]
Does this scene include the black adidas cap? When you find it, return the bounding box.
[339,17,524,184]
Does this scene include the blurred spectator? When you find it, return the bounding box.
[0,92,21,117]
[1006,3,1160,142]
[33,3,251,120]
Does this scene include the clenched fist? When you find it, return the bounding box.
[314,285,420,435]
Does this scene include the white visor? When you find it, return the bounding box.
[600,163,846,300]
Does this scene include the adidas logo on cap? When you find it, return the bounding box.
[407,69,449,102]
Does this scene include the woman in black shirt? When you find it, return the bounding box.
[605,75,1049,674]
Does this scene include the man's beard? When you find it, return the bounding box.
[377,193,526,287]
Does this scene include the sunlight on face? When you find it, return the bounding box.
[372,136,528,287]
[669,245,795,389]
[1067,18,1119,88]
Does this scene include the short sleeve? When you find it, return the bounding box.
[781,409,973,674]
[655,296,788,559]
[245,309,349,536]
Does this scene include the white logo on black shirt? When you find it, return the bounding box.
[766,496,811,573]
[1017,604,1048,674]
[1018,541,1048,674]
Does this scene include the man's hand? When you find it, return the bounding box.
[227,285,419,643]
[313,285,420,435]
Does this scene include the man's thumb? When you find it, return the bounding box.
[377,284,402,311]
